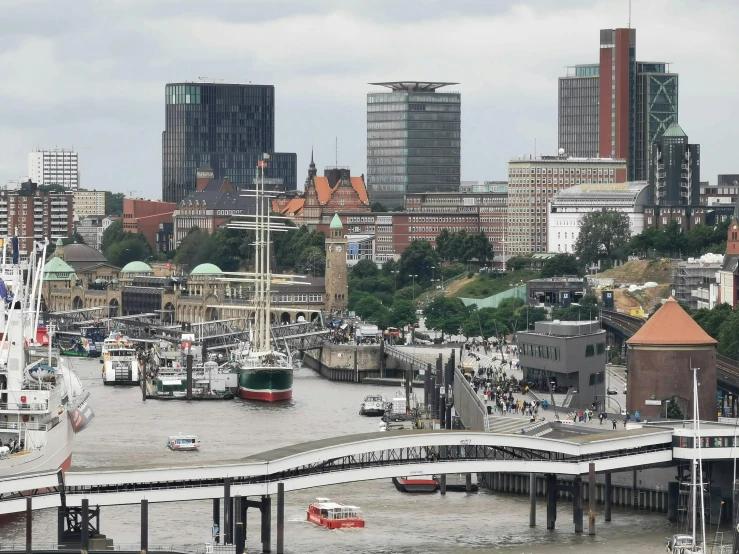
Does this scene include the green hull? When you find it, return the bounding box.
[238,367,293,401]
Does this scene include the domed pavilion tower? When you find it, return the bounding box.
[626,297,717,421]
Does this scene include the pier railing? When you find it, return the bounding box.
[385,345,429,376]
[453,365,490,432]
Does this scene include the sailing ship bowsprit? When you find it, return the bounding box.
[221,153,308,402]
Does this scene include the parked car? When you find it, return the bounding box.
[607,386,618,395]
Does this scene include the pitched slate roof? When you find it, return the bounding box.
[627,297,716,346]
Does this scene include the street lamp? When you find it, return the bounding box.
[408,274,418,302]
[431,265,436,286]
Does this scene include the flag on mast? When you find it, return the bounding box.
[258,160,268,168]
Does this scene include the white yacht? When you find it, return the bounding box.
[167,433,200,451]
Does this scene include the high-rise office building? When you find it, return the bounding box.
[649,122,700,206]
[507,154,627,254]
[162,82,297,204]
[558,64,600,158]
[28,148,79,190]
[559,29,678,182]
[366,82,461,208]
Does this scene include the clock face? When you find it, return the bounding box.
[336,245,343,253]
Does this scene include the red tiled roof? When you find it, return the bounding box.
[627,297,717,346]
[349,176,369,205]
[281,198,305,216]
[313,176,333,205]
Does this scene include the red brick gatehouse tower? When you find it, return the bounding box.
[626,297,717,421]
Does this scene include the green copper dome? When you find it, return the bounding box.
[120,261,153,273]
[191,263,223,275]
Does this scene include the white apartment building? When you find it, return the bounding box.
[28,148,79,190]
[506,153,627,254]
[547,182,649,254]
[73,190,105,217]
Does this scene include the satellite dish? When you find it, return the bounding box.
[558,148,565,156]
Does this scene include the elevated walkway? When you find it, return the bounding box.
[0,428,675,514]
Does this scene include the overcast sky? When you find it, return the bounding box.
[1,0,737,198]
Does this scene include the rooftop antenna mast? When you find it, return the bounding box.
[628,0,632,29]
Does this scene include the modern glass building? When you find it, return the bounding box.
[162,82,296,204]
[366,82,461,208]
[633,63,678,182]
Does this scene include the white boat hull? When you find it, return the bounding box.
[0,411,74,478]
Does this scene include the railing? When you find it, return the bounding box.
[453,365,490,432]
[385,345,428,374]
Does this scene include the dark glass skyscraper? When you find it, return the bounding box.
[366,82,461,208]
[649,122,699,206]
[162,82,296,203]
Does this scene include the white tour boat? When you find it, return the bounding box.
[167,434,200,451]
[359,394,386,416]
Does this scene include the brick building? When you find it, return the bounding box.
[172,166,255,247]
[0,180,73,256]
[626,297,717,421]
[272,155,370,228]
[123,198,176,252]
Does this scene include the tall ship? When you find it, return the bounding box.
[223,154,305,402]
[0,235,93,481]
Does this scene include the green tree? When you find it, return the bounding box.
[351,259,380,279]
[717,309,739,360]
[462,307,509,339]
[390,300,418,329]
[353,294,390,324]
[105,236,153,268]
[101,218,125,252]
[394,284,423,302]
[693,303,733,340]
[514,304,549,331]
[104,192,126,216]
[435,229,453,262]
[575,211,631,265]
[297,246,326,277]
[398,239,441,287]
[666,397,685,419]
[424,296,469,340]
[174,228,210,269]
[540,254,583,278]
[370,202,388,212]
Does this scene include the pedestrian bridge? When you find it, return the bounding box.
[0,427,677,514]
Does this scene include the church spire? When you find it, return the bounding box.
[305,146,317,186]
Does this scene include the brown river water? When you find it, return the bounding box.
[0,359,696,552]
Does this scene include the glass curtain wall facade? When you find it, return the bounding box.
[558,65,600,158]
[162,83,296,204]
[634,64,678,182]
[367,83,461,208]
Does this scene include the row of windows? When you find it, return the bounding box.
[509,167,617,175]
[367,93,460,104]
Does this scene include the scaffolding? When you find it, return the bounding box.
[671,261,722,310]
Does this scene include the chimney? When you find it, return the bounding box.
[196,164,215,191]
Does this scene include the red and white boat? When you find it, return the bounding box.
[393,475,439,493]
[307,498,365,529]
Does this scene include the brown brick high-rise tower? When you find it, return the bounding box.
[324,213,348,315]
[626,297,717,421]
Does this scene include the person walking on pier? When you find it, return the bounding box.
[612,418,617,429]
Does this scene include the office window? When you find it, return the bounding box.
[585,344,595,357]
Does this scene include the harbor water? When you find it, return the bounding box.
[0,358,686,552]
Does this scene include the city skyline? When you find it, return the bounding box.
[0,0,737,197]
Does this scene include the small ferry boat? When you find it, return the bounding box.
[667,534,702,553]
[102,345,141,386]
[307,498,364,529]
[167,434,200,451]
[393,475,439,493]
[359,394,386,416]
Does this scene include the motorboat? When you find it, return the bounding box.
[667,534,702,554]
[359,394,386,416]
[392,475,439,493]
[167,433,200,451]
[307,498,364,529]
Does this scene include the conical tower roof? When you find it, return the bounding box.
[627,297,716,346]
[330,213,343,229]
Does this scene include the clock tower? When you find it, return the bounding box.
[325,213,348,314]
